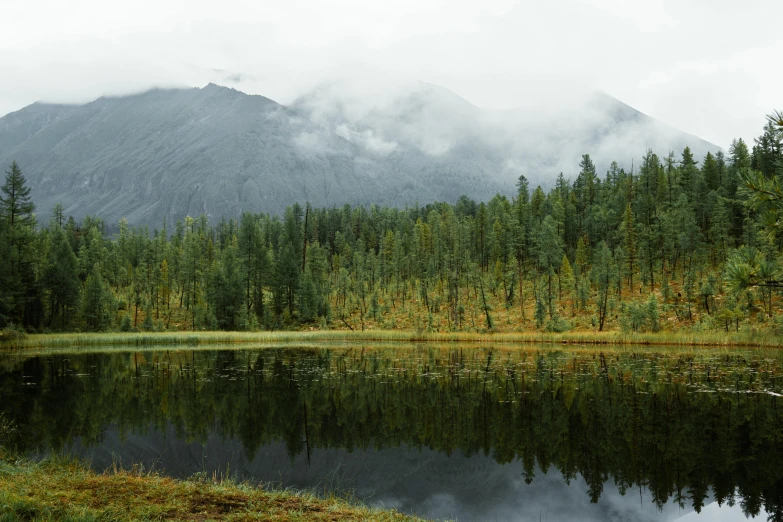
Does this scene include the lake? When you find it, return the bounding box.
[1,344,781,521]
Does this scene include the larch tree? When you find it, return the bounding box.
[592,242,616,331]
[621,204,637,293]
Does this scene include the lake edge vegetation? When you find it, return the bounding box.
[0,453,424,522]
[4,329,783,351]
[1,113,783,342]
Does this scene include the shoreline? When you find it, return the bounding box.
[0,456,422,521]
[2,329,781,351]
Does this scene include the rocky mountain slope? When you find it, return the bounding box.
[0,82,718,226]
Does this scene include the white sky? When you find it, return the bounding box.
[1,0,781,149]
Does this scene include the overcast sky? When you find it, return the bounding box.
[1,0,781,149]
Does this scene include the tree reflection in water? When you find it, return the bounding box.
[1,345,781,521]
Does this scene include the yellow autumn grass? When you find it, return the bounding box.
[2,328,780,352]
[0,456,424,522]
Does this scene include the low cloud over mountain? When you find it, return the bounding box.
[0,80,717,226]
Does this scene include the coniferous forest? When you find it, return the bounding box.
[1,114,782,336]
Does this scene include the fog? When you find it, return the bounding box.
[287,72,717,187]
[2,0,783,149]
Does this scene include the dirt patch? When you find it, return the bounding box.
[188,491,250,515]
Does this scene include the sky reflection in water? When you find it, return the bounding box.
[2,345,781,521]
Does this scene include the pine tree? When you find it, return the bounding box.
[0,161,35,230]
[702,152,719,192]
[739,116,783,242]
[679,147,700,201]
[537,216,563,318]
[181,218,203,329]
[621,204,637,293]
[593,242,616,331]
[751,121,782,177]
[52,203,65,229]
[297,270,319,323]
[207,241,247,330]
[559,255,575,316]
[43,228,80,328]
[0,226,11,325]
[574,235,590,277]
[82,266,112,331]
[708,197,732,265]
[0,161,38,326]
[275,242,300,317]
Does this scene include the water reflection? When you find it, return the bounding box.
[1,345,781,521]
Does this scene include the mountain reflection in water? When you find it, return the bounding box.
[1,345,781,521]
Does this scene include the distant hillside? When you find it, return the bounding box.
[0,82,718,226]
[292,81,719,191]
[0,85,445,226]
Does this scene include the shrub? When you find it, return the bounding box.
[119,314,133,332]
[141,307,155,331]
[545,315,571,332]
[620,302,646,333]
[646,294,660,332]
[620,294,661,333]
[695,314,718,333]
[0,323,26,345]
[534,298,546,329]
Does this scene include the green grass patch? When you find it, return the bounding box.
[2,329,781,352]
[0,456,424,521]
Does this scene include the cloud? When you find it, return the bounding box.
[335,125,398,156]
[1,0,782,149]
[292,131,340,155]
[288,74,719,191]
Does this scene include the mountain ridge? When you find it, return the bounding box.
[0,82,719,226]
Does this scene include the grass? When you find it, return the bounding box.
[2,328,782,352]
[4,276,783,351]
[0,456,424,522]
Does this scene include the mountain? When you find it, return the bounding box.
[292,80,718,191]
[0,84,444,226]
[0,81,718,226]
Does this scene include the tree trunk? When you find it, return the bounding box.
[302,206,309,272]
[478,275,492,330]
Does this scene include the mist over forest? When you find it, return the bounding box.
[2,2,783,519]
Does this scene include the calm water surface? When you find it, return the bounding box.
[1,344,781,522]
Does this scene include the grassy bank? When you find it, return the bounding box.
[2,328,781,351]
[0,457,422,522]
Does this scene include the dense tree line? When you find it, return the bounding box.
[0,114,781,333]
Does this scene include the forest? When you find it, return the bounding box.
[0,113,782,335]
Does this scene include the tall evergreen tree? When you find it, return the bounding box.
[0,161,38,327]
[592,242,616,331]
[43,228,80,327]
[1,161,35,230]
[83,265,113,331]
[621,204,637,293]
[679,147,700,201]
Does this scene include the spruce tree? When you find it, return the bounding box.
[83,266,112,331]
[1,161,38,326]
[679,147,700,201]
[43,228,80,328]
[593,242,616,331]
[559,254,575,316]
[621,204,637,293]
[0,161,35,229]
